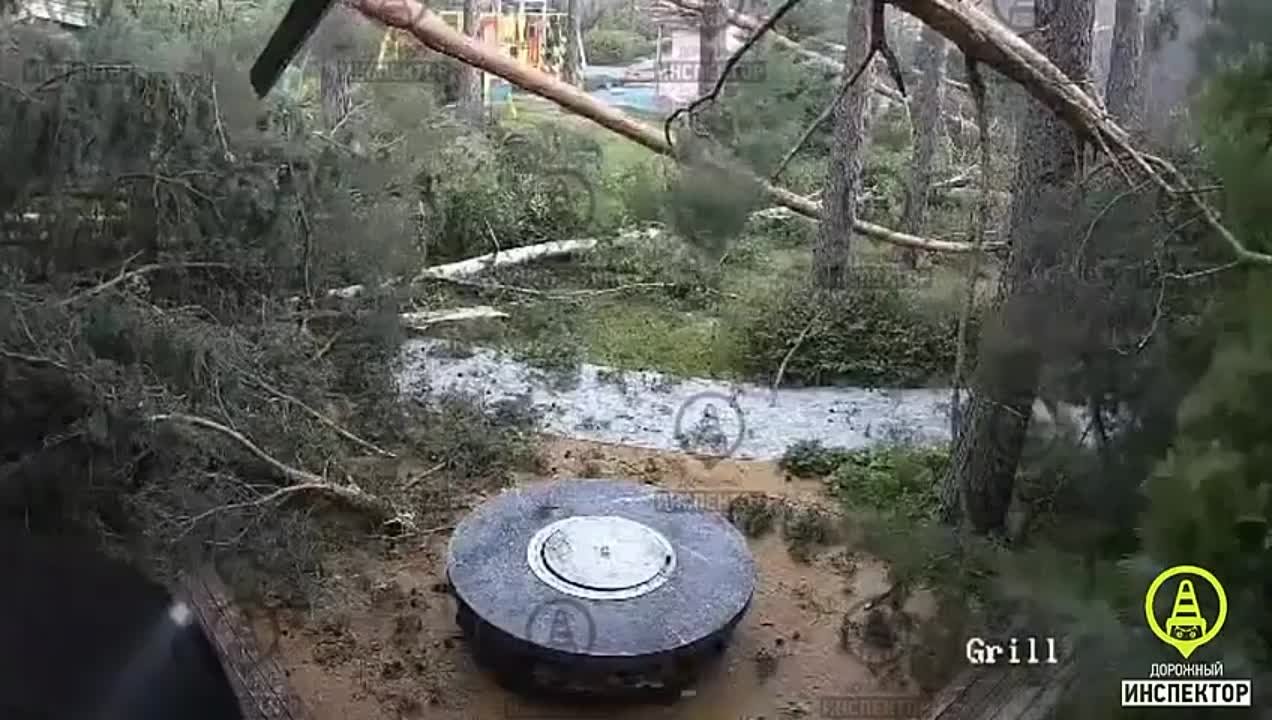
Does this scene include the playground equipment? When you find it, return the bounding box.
[375,0,579,105]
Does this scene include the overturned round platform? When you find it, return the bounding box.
[446,478,756,700]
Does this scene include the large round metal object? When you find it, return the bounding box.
[447,478,756,701]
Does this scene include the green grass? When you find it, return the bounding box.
[582,300,744,378]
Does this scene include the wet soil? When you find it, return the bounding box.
[245,438,944,720]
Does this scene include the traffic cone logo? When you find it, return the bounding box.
[547,607,577,652]
[1165,580,1207,641]
[1145,565,1227,659]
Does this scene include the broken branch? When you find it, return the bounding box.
[663,0,811,148]
[149,413,411,529]
[349,0,991,254]
[245,375,396,458]
[58,257,234,307]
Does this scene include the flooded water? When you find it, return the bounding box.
[396,338,956,460]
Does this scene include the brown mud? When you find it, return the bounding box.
[245,437,946,720]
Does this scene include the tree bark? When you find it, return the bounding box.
[459,0,483,121]
[813,0,871,291]
[900,24,949,269]
[564,0,581,86]
[315,6,357,130]
[941,0,1095,534]
[1105,0,1145,131]
[698,0,726,96]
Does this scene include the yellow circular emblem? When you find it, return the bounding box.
[1144,565,1227,660]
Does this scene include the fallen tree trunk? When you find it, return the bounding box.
[420,238,598,279]
[349,0,985,255]
[887,0,1121,147]
[400,306,509,329]
[328,232,655,299]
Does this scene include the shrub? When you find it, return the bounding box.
[825,445,949,521]
[583,29,653,66]
[728,277,964,387]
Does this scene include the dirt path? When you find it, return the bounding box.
[246,438,941,720]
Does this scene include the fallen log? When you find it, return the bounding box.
[179,568,312,720]
[328,230,658,299]
[419,238,598,279]
[349,0,986,255]
[400,306,509,329]
[889,1,1114,142]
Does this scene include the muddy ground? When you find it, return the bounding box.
[243,437,958,720]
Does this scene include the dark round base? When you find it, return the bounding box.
[446,478,756,702]
[453,591,741,702]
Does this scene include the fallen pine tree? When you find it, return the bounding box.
[347,0,989,255]
[345,0,1266,267]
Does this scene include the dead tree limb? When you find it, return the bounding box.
[58,256,234,307]
[657,0,906,101]
[149,413,411,529]
[419,238,599,279]
[348,0,985,254]
[771,91,841,181]
[663,0,812,147]
[884,0,1265,265]
[244,375,396,458]
[400,306,509,329]
[770,43,884,182]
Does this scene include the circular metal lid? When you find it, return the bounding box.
[527,516,676,600]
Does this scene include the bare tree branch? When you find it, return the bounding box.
[58,255,235,307]
[149,413,411,529]
[663,0,811,148]
[348,0,1006,254]
[884,0,1266,266]
[244,375,396,458]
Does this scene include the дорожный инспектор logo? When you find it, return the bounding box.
[1121,565,1252,708]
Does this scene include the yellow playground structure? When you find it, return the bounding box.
[375,0,576,105]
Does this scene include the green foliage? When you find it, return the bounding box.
[779,439,855,478]
[697,47,838,172]
[780,504,837,562]
[0,1,539,603]
[825,445,948,521]
[582,29,653,66]
[728,276,964,387]
[1129,1,1272,670]
[590,0,658,39]
[1139,278,1272,666]
[781,441,949,521]
[662,159,765,259]
[419,122,608,264]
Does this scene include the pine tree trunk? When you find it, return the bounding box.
[813,0,871,291]
[564,0,580,85]
[940,0,1094,534]
[459,0,483,122]
[899,24,948,269]
[1105,0,1145,131]
[316,7,356,130]
[698,0,725,96]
